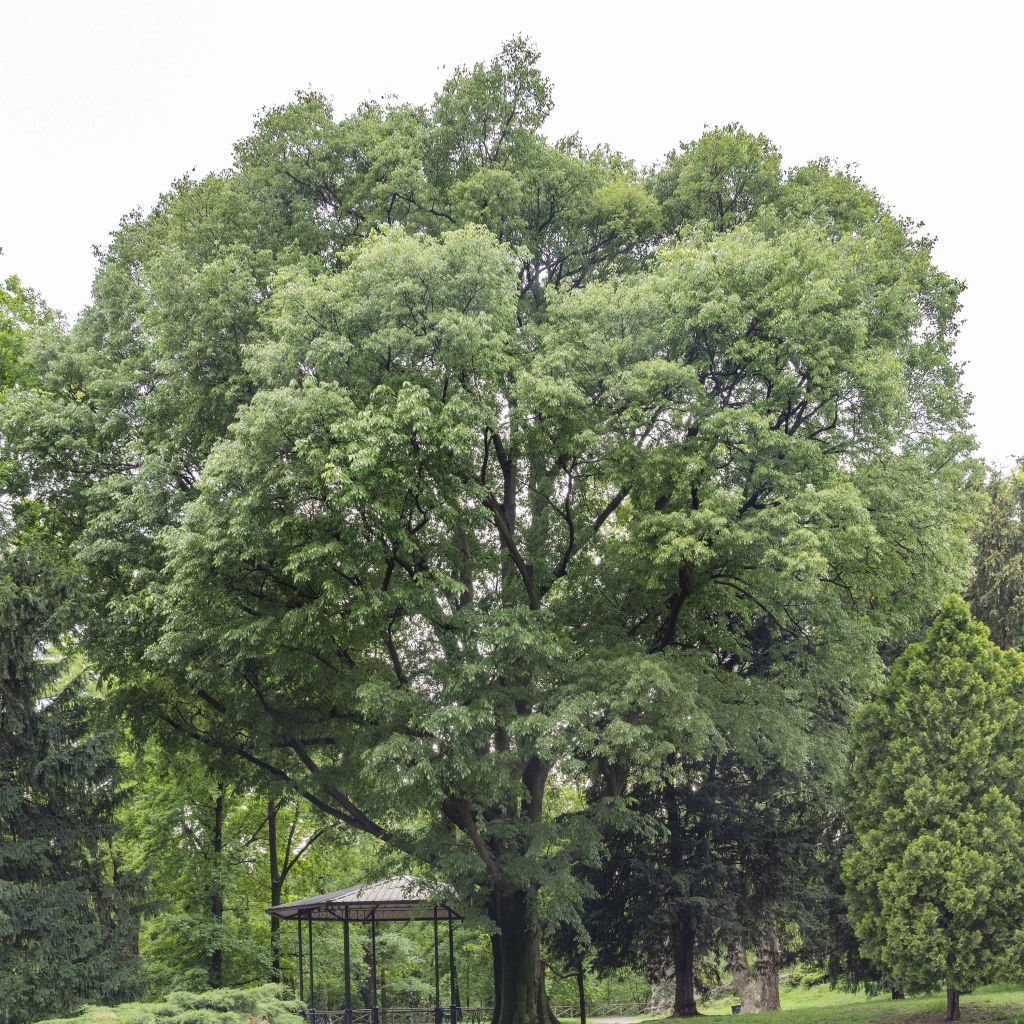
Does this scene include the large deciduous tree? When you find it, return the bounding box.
[1,41,979,1024]
[842,597,1024,1020]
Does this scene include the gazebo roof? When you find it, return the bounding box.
[265,874,461,922]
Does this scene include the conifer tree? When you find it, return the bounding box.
[843,597,1024,1020]
[969,464,1024,650]
[0,528,142,1023]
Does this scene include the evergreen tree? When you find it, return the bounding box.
[969,463,1024,650]
[0,527,143,1022]
[842,597,1024,1020]
[580,762,733,1018]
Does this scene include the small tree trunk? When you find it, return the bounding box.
[946,987,960,1021]
[891,990,905,1000]
[671,910,699,1017]
[210,783,225,988]
[576,962,586,1024]
[268,797,282,982]
[491,931,503,1024]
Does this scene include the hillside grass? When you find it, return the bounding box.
[674,981,1024,1023]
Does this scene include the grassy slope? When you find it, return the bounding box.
[667,982,1024,1023]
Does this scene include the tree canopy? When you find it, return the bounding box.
[0,38,981,1024]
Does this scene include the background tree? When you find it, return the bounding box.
[0,269,56,388]
[579,761,732,1018]
[969,463,1024,650]
[843,597,1024,1020]
[115,742,343,994]
[0,526,143,1022]
[1,41,980,1024]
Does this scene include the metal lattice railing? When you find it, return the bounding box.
[550,1006,647,1019]
[305,1008,646,1024]
[305,1010,491,1024]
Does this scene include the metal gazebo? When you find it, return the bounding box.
[267,875,463,1024]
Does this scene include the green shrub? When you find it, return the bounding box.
[37,985,303,1024]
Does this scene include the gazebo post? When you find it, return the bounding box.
[297,917,305,1003]
[447,915,459,1022]
[343,905,353,1024]
[369,910,379,1024]
[433,908,442,1024]
[308,915,315,1012]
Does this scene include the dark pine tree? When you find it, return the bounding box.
[581,757,736,1018]
[0,529,143,1023]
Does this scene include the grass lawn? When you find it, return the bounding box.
[660,982,1024,1023]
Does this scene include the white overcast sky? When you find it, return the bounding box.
[1,0,1020,464]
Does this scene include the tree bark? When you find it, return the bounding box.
[730,942,757,1013]
[671,910,699,1017]
[268,797,282,982]
[577,962,587,1024]
[946,987,960,1021]
[754,916,781,1013]
[210,783,225,988]
[730,933,781,1015]
[490,887,551,1024]
[490,930,504,1024]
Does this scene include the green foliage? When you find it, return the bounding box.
[843,597,1024,997]
[969,463,1024,650]
[654,124,782,232]
[0,272,56,388]
[0,37,982,1024]
[116,746,270,992]
[36,985,302,1024]
[0,527,143,1023]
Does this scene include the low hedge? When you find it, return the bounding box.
[38,984,303,1024]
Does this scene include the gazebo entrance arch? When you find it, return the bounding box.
[267,875,467,1024]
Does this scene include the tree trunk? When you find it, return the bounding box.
[891,990,905,1000]
[671,910,699,1017]
[754,916,781,1013]
[730,931,780,1015]
[576,962,586,1024]
[490,887,550,1024]
[209,783,225,988]
[730,942,758,1014]
[946,987,960,1021]
[491,932,503,1024]
[268,797,282,982]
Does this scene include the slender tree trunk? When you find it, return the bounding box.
[491,931,503,1024]
[671,910,699,1017]
[891,990,905,1000]
[268,797,282,982]
[491,887,551,1024]
[576,962,586,1024]
[946,987,960,1021]
[210,783,225,988]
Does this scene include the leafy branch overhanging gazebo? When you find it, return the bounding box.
[267,875,464,1024]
